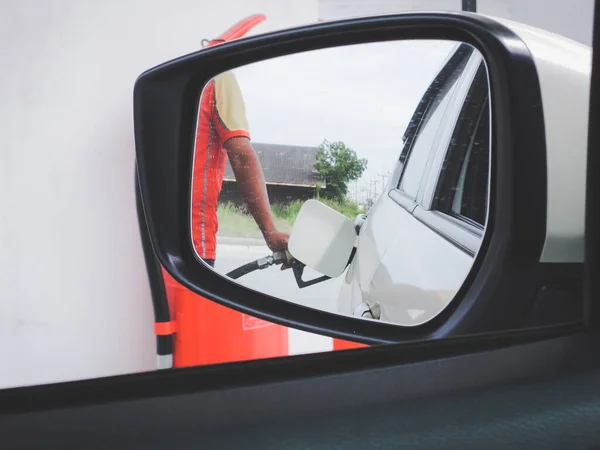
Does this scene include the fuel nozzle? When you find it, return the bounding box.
[253,250,293,271]
[226,249,331,289]
[272,250,294,266]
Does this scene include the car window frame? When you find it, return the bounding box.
[413,54,491,257]
[396,78,461,200]
[418,52,485,210]
[388,43,476,213]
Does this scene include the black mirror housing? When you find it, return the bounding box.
[134,12,552,344]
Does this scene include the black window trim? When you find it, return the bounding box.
[400,43,474,145]
[397,71,464,200]
[414,55,490,255]
[444,97,490,229]
[390,45,478,213]
[394,43,475,203]
[419,53,485,210]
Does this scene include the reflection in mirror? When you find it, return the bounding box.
[191,40,490,327]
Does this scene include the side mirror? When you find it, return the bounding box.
[288,200,356,278]
[134,12,588,344]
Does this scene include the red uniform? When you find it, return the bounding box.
[160,15,290,370]
[191,71,250,260]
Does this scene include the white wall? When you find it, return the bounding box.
[0,0,318,389]
[478,0,595,45]
[318,0,595,45]
[318,0,461,19]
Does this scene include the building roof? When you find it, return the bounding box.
[223,142,324,188]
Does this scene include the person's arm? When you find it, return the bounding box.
[225,137,288,251]
[213,71,289,252]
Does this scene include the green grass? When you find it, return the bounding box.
[316,198,362,220]
[217,198,361,238]
[217,203,293,238]
[272,199,361,224]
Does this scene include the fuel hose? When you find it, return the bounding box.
[226,260,261,279]
[226,252,288,280]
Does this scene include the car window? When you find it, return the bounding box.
[434,63,490,229]
[399,76,460,199]
[450,100,489,225]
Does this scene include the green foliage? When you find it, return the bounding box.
[313,198,361,220]
[217,202,292,238]
[269,199,360,224]
[216,139,367,237]
[217,198,361,238]
[314,139,368,201]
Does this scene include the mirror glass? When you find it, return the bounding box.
[191,39,491,327]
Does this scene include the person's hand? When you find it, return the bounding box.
[265,230,291,270]
[264,230,289,252]
[264,230,291,271]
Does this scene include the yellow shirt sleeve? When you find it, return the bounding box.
[213,71,250,142]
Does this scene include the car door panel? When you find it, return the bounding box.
[336,49,482,324]
[367,198,474,325]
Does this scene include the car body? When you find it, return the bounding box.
[336,19,592,326]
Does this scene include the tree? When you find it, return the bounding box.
[314,139,368,201]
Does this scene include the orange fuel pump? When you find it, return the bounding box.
[158,14,289,369]
[161,268,288,368]
[152,14,365,369]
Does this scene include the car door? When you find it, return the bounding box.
[336,44,490,326]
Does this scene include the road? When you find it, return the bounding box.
[214,237,344,354]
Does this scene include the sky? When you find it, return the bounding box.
[231,39,459,202]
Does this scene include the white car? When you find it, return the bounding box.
[330,21,591,326]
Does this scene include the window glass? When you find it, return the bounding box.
[400,76,460,199]
[434,63,490,228]
[451,102,489,225]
